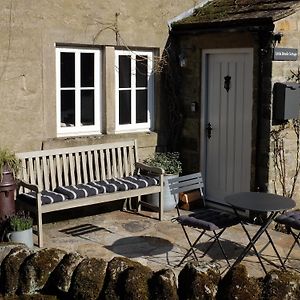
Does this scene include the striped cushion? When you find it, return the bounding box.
[18,175,159,204]
[54,184,99,199]
[88,175,159,193]
[17,190,67,205]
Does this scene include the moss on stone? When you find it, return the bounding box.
[18,248,66,295]
[217,264,262,300]
[149,268,178,300]
[46,252,83,295]
[178,261,221,300]
[101,256,142,300]
[1,246,33,296]
[119,264,153,300]
[69,257,107,300]
[262,269,300,300]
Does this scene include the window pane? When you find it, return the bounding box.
[119,55,131,88]
[136,56,148,87]
[81,53,94,87]
[81,90,95,126]
[61,52,75,88]
[61,90,75,126]
[119,90,131,124]
[136,90,147,123]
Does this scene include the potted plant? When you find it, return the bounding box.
[7,210,33,248]
[144,152,182,211]
[0,148,21,219]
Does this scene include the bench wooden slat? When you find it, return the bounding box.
[99,149,105,180]
[69,153,76,185]
[49,155,56,190]
[111,148,117,178]
[94,150,100,181]
[75,152,82,183]
[62,154,69,186]
[36,157,43,191]
[105,149,112,179]
[55,154,62,187]
[117,147,123,177]
[82,151,88,183]
[87,150,94,181]
[42,156,50,190]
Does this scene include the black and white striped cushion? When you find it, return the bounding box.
[17,190,67,205]
[89,175,159,193]
[54,184,99,199]
[18,175,160,204]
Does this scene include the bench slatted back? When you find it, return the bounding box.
[17,140,138,192]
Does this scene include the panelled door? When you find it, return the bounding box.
[202,49,253,205]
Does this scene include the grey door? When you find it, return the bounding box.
[202,49,253,205]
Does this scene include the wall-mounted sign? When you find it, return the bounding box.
[273,48,298,61]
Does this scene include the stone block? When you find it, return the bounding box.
[262,270,300,300]
[217,264,262,300]
[101,256,142,300]
[178,261,220,300]
[69,257,107,300]
[18,248,66,295]
[150,268,178,300]
[48,252,84,294]
[1,246,33,296]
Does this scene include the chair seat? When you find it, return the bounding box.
[275,210,300,230]
[176,209,240,231]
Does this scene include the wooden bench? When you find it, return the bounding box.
[16,140,164,247]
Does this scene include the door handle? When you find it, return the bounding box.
[206,122,212,139]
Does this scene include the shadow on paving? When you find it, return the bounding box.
[105,236,174,258]
[195,239,255,260]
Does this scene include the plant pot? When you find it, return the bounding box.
[146,174,179,211]
[0,168,16,220]
[7,227,33,248]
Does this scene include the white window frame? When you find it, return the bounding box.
[56,47,101,137]
[115,50,154,132]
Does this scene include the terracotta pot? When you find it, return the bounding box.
[0,167,16,220]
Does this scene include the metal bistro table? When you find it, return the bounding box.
[225,192,295,274]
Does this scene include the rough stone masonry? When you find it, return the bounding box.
[0,244,300,299]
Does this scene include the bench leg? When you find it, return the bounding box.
[137,196,141,213]
[37,211,43,247]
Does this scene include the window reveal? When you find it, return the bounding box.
[56,48,101,136]
[115,50,154,132]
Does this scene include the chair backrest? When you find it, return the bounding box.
[168,172,205,206]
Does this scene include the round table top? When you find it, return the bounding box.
[225,192,296,212]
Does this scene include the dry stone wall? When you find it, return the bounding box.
[0,244,300,300]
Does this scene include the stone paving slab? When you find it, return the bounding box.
[31,208,300,278]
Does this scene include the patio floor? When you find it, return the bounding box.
[39,203,300,278]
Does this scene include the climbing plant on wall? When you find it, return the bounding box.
[271,69,300,198]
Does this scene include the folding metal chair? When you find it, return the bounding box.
[168,172,240,267]
[275,210,300,265]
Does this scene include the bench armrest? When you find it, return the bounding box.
[17,179,41,193]
[136,162,165,175]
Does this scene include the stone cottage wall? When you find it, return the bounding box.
[269,12,300,206]
[0,244,300,299]
[0,0,196,156]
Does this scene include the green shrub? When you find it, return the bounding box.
[144,152,182,175]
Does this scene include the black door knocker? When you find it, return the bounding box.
[224,75,231,92]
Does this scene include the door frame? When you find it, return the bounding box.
[200,48,254,204]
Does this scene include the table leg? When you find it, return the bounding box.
[228,212,276,274]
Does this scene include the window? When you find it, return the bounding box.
[56,47,101,136]
[115,50,154,132]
